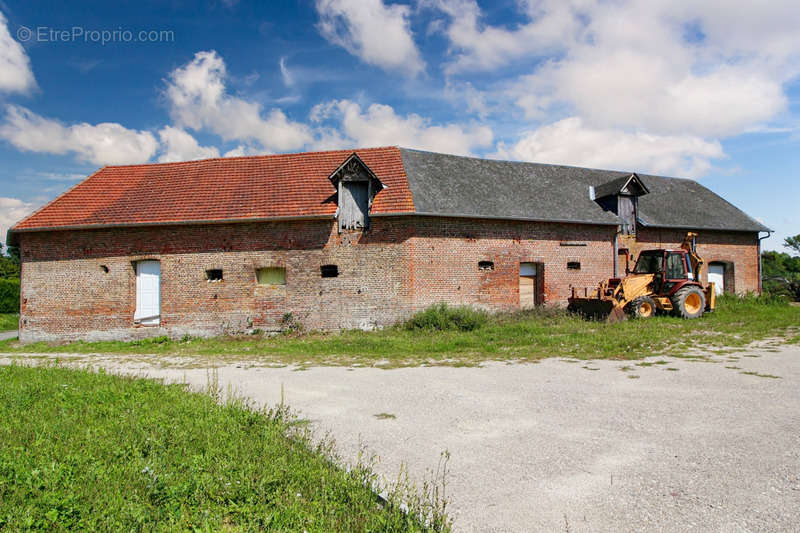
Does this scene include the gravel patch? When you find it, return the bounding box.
[2,345,799,532]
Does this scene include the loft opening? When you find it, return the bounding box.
[328,153,385,232]
[592,173,650,235]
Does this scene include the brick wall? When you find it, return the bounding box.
[16,218,760,342]
[630,228,759,295]
[407,217,617,311]
[18,218,414,341]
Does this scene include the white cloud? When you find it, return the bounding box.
[426,0,583,74]
[0,105,158,165]
[157,126,220,162]
[311,99,493,156]
[165,51,313,153]
[279,57,293,87]
[0,197,37,246]
[432,0,800,139]
[316,0,424,76]
[0,11,36,93]
[495,117,724,177]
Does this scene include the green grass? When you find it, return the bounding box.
[0,364,448,532]
[0,313,18,332]
[0,295,798,366]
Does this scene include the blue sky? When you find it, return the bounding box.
[0,0,797,250]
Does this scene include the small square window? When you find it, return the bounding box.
[320,264,339,278]
[206,269,223,281]
[567,262,581,270]
[257,267,286,285]
[478,260,495,270]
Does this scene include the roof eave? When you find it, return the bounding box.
[8,213,336,237]
[637,219,771,233]
[371,211,620,226]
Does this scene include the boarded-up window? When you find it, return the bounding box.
[256,267,286,285]
[340,181,369,230]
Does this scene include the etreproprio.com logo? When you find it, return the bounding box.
[16,25,174,45]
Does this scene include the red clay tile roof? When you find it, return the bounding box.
[12,147,414,232]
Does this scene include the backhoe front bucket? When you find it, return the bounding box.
[567,297,627,323]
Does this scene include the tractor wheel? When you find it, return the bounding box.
[628,296,656,318]
[671,286,706,319]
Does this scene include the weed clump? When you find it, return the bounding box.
[403,303,488,332]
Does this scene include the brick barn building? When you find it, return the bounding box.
[7,147,769,342]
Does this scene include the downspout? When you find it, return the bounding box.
[757,231,772,294]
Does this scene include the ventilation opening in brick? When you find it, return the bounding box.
[567,261,581,270]
[478,260,495,271]
[257,267,286,285]
[100,265,109,273]
[320,265,339,278]
[206,269,223,281]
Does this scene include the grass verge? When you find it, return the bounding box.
[0,295,798,366]
[0,313,18,332]
[0,364,449,532]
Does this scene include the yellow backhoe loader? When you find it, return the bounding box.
[567,232,716,322]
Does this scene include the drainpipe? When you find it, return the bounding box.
[757,231,772,294]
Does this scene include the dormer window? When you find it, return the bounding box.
[592,173,649,236]
[328,153,385,232]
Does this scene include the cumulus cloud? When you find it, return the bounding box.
[157,126,220,162]
[0,197,37,246]
[0,11,36,93]
[311,99,493,156]
[433,0,800,139]
[0,105,158,165]
[316,0,424,76]
[165,51,313,153]
[426,0,583,74]
[495,117,724,177]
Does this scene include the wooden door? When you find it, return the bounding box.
[520,262,537,309]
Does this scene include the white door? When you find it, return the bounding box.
[708,263,724,295]
[135,260,161,325]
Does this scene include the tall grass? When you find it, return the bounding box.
[0,364,449,531]
[1,296,797,365]
[0,313,18,332]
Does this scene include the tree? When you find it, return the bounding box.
[0,244,20,279]
[785,234,800,256]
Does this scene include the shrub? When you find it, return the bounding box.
[403,303,488,332]
[0,278,19,313]
[716,292,790,308]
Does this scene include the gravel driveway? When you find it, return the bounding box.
[3,344,799,532]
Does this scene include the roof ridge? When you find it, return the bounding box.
[103,146,401,169]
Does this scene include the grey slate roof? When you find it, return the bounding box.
[398,148,769,233]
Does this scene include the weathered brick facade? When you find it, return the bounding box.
[16,216,760,342]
